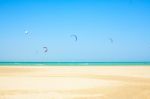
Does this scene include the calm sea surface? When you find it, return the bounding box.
[0,62,150,66]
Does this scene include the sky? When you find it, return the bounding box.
[0,0,150,62]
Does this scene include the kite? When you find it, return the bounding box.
[70,34,78,42]
[43,47,48,53]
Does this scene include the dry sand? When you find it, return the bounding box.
[0,66,150,99]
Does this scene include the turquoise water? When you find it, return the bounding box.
[0,62,150,66]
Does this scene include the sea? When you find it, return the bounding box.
[0,62,150,66]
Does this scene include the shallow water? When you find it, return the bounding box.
[0,62,150,66]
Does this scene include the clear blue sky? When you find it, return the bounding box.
[0,0,150,62]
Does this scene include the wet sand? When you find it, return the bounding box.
[0,66,150,99]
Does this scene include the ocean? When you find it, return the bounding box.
[0,62,150,66]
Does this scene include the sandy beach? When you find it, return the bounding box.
[0,66,150,99]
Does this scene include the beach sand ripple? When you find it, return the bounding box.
[0,66,150,99]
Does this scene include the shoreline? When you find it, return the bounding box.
[1,62,150,66]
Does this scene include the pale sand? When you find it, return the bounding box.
[0,66,150,99]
